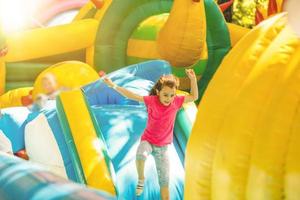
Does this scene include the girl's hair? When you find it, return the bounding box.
[149,74,179,95]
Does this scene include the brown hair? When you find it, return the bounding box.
[149,74,179,95]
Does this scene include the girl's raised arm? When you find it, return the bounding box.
[184,69,199,103]
[103,77,144,102]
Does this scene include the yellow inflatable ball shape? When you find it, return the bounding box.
[0,87,33,108]
[32,61,99,98]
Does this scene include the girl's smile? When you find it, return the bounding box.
[157,86,176,106]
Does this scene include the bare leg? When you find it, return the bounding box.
[160,186,170,200]
[136,159,146,181]
[135,141,152,196]
[136,159,146,196]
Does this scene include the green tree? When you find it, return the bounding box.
[232,0,268,28]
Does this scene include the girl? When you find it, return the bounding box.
[103,69,198,200]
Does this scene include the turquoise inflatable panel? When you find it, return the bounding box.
[92,105,184,200]
[0,154,116,200]
[0,107,30,153]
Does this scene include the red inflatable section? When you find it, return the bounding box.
[219,0,234,12]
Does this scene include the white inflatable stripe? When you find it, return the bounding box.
[25,113,67,179]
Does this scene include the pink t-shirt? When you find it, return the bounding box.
[141,95,185,146]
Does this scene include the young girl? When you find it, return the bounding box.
[103,69,198,200]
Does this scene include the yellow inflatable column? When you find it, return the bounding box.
[73,2,96,21]
[94,0,112,21]
[86,0,112,67]
[211,16,287,199]
[226,23,250,47]
[244,25,300,199]
[285,97,300,199]
[0,60,5,95]
[5,19,98,62]
[184,13,299,200]
[59,90,116,195]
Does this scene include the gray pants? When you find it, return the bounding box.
[136,140,169,187]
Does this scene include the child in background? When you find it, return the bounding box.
[27,73,62,111]
[41,72,61,100]
[41,72,70,100]
[103,69,198,200]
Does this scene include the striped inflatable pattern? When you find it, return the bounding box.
[0,153,115,200]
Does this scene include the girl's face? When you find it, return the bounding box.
[157,86,176,106]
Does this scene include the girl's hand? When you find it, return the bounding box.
[103,77,116,88]
[185,69,196,80]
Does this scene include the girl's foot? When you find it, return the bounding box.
[136,179,144,196]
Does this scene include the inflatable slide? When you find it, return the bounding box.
[0,60,197,199]
[0,152,115,200]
